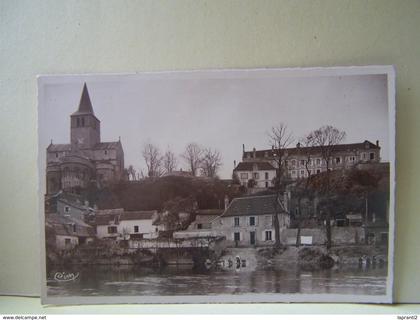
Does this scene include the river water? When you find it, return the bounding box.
[47,265,387,297]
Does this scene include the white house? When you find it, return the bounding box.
[173,209,224,239]
[233,161,276,189]
[45,214,95,251]
[213,194,290,247]
[95,210,158,240]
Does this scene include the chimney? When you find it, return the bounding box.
[224,195,229,210]
[242,144,245,153]
[234,160,236,168]
[296,142,301,148]
[376,140,379,147]
[253,147,256,158]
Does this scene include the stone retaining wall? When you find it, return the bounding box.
[281,227,364,246]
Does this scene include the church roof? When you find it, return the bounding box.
[72,83,95,116]
[94,142,121,150]
[47,141,120,152]
[47,143,71,152]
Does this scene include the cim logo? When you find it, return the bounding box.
[54,271,80,282]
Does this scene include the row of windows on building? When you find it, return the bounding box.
[245,153,376,168]
[233,230,273,242]
[286,153,375,167]
[107,225,158,234]
[233,215,272,227]
[240,172,270,180]
[239,154,376,180]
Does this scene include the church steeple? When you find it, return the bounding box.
[72,83,95,116]
[70,83,101,149]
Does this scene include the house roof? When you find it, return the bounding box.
[243,140,380,159]
[234,161,276,171]
[46,214,95,237]
[95,213,119,225]
[120,210,156,221]
[94,210,157,225]
[58,198,90,212]
[222,194,284,217]
[96,208,124,215]
[196,209,224,216]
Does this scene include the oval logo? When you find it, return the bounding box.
[53,271,80,282]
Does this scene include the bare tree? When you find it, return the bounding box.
[201,148,222,178]
[306,125,346,249]
[142,143,163,178]
[294,135,316,246]
[163,149,178,174]
[307,125,346,175]
[127,165,137,181]
[181,143,203,176]
[268,123,294,247]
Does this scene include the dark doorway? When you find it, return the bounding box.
[250,231,256,245]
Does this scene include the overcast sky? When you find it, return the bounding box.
[39,70,390,179]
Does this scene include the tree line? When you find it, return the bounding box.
[126,142,222,180]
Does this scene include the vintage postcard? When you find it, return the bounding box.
[38,66,395,304]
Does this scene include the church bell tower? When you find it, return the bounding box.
[70,83,101,149]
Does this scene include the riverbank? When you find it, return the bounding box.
[48,238,387,274]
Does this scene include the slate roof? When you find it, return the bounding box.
[96,208,124,215]
[47,141,120,153]
[94,142,121,150]
[196,209,224,216]
[94,213,119,225]
[46,214,95,237]
[94,210,157,225]
[234,161,276,171]
[47,144,71,152]
[222,194,283,217]
[194,215,217,224]
[120,210,157,221]
[243,140,380,159]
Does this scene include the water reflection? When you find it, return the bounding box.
[47,265,387,297]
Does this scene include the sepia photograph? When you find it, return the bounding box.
[38,66,395,304]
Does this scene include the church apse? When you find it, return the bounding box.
[46,84,125,195]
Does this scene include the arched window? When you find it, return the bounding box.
[81,117,85,127]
